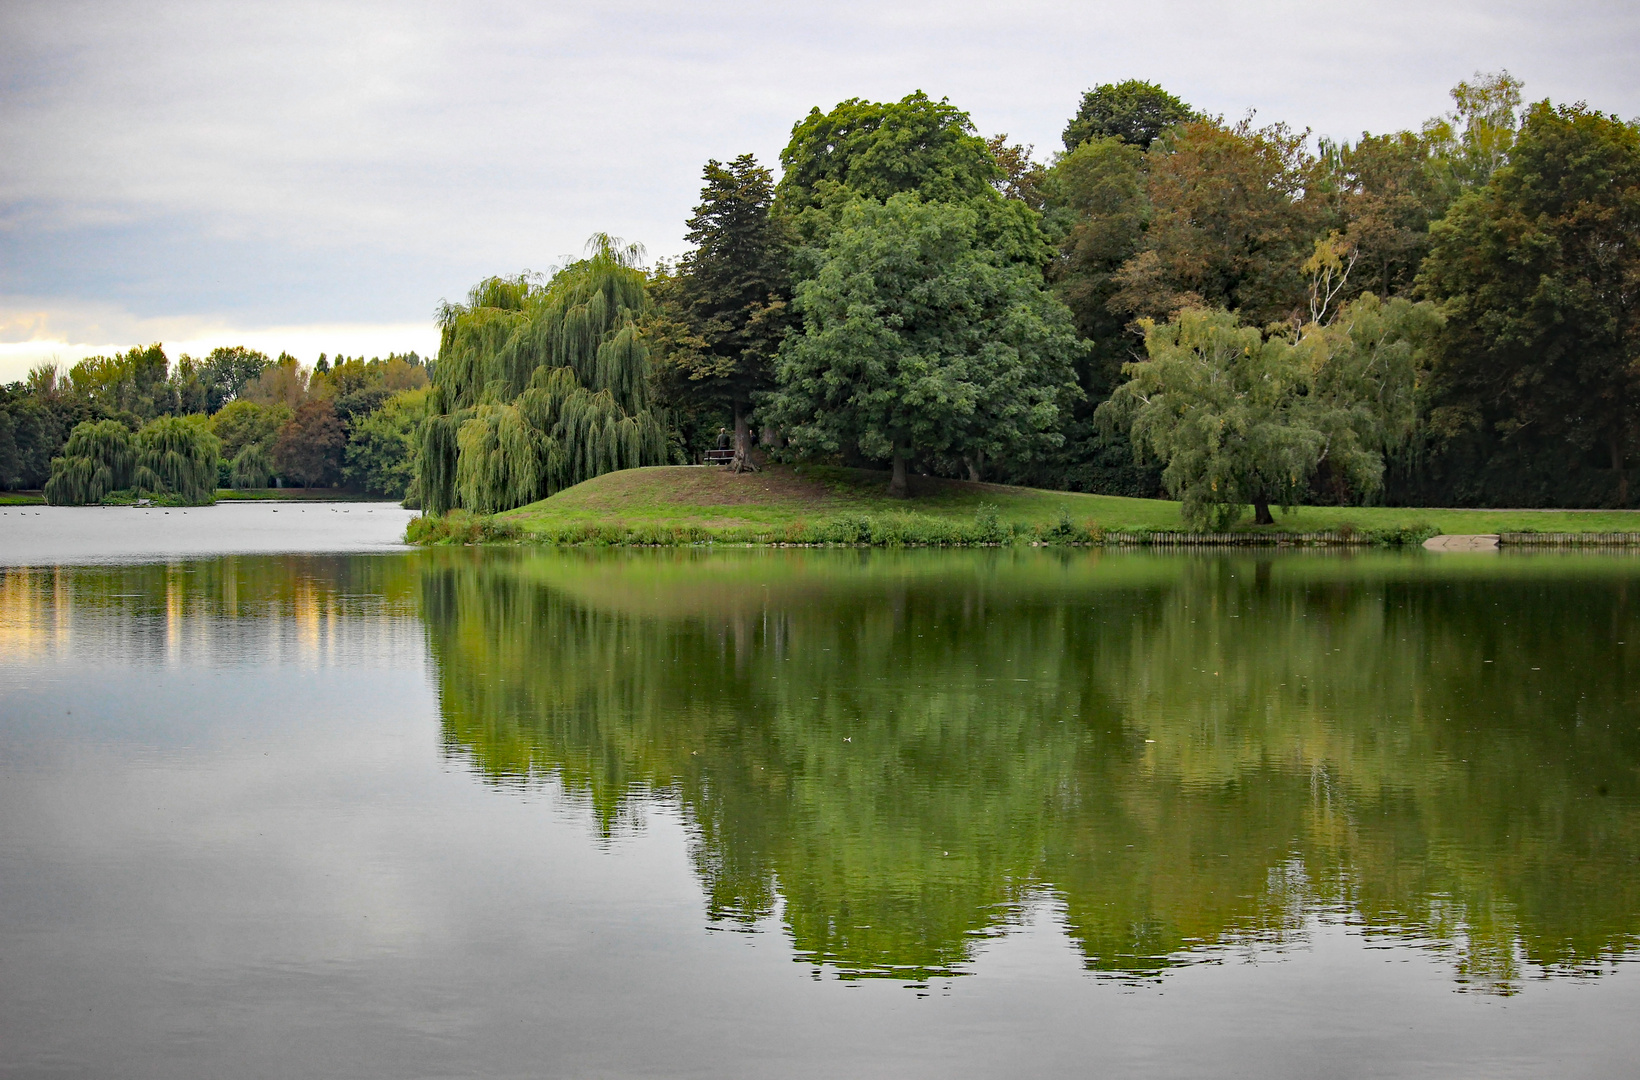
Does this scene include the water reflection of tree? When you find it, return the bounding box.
[422,551,1640,989]
[0,555,422,663]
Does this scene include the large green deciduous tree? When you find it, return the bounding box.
[774,92,1050,266]
[768,195,1082,496]
[1062,79,1195,152]
[776,92,1000,223]
[344,388,428,499]
[651,155,791,461]
[1098,299,1431,527]
[209,398,290,490]
[198,346,272,412]
[1420,102,1640,503]
[0,394,64,490]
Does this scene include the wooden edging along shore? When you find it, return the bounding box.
[1101,530,1378,547]
[1498,532,1640,547]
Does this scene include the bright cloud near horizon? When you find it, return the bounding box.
[3,0,1637,383]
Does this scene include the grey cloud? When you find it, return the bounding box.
[1,0,1637,354]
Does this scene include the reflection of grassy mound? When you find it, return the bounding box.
[499,464,1640,542]
[423,549,1640,989]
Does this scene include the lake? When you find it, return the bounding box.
[2,530,1638,1077]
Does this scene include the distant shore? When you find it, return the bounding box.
[0,502,417,565]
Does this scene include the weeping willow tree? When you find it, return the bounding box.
[45,416,220,505]
[44,420,135,504]
[133,417,220,503]
[230,443,273,489]
[419,235,672,515]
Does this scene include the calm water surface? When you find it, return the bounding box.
[2,546,1639,1078]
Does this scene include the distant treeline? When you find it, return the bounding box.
[1,346,429,504]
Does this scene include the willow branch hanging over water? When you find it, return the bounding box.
[419,235,672,515]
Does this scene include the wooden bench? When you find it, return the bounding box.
[703,448,737,465]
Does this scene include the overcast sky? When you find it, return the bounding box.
[2,0,1637,381]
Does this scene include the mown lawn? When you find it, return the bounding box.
[500,464,1640,537]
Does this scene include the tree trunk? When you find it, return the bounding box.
[731,401,758,473]
[733,402,751,458]
[1613,435,1629,506]
[965,457,981,483]
[889,446,909,498]
[1253,499,1274,526]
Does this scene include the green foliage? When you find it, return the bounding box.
[1420,102,1640,503]
[44,419,135,505]
[1321,130,1453,300]
[1062,79,1195,151]
[769,194,1083,494]
[1029,136,1162,496]
[775,91,1000,225]
[1043,137,1148,346]
[0,390,72,490]
[230,443,274,490]
[208,399,290,459]
[1302,294,1442,498]
[418,413,463,516]
[197,346,272,412]
[313,354,428,403]
[435,236,653,414]
[241,357,310,410]
[343,387,427,498]
[1098,302,1427,527]
[405,509,521,545]
[420,235,671,516]
[0,411,16,488]
[5,341,418,497]
[650,154,791,453]
[1422,70,1524,192]
[64,344,176,419]
[132,416,220,503]
[1111,119,1323,327]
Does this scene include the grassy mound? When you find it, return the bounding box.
[503,464,1171,536]
[482,464,1640,545]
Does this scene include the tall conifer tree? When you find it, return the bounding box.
[652,155,791,462]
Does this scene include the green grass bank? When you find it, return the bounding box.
[405,464,1640,547]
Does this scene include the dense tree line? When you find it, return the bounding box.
[3,343,429,504]
[629,72,1640,522]
[21,71,1634,520]
[384,72,1640,520]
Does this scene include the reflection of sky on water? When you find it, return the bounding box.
[0,503,414,567]
[3,550,1640,1079]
